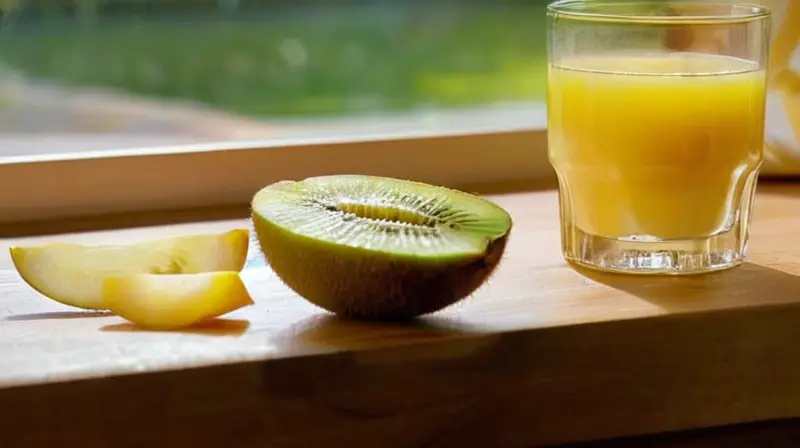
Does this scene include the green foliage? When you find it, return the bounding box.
[0,5,549,117]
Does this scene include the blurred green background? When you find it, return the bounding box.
[0,0,550,118]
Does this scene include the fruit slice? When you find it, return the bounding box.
[251,175,513,320]
[102,271,254,330]
[9,229,250,310]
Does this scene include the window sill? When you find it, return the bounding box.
[0,103,551,225]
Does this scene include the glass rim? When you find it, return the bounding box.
[547,0,771,25]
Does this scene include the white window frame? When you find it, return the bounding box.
[0,108,551,225]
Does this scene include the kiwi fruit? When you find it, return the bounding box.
[250,174,513,321]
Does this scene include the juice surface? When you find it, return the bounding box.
[548,52,766,239]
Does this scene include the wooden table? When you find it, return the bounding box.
[3,182,800,447]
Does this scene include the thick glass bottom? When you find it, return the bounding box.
[554,161,761,275]
[562,227,748,275]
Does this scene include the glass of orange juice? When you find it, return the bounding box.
[547,0,771,275]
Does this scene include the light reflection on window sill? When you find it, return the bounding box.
[0,96,547,157]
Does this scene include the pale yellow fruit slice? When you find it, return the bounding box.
[9,229,249,310]
[102,271,254,330]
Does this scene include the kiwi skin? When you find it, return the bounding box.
[251,180,512,321]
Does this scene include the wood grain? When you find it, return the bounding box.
[3,183,800,446]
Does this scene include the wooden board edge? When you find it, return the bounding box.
[3,300,800,446]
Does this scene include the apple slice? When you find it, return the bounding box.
[9,229,250,310]
[102,271,254,330]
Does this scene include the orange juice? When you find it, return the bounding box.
[548,52,766,240]
[663,0,800,176]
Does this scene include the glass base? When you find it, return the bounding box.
[562,227,749,275]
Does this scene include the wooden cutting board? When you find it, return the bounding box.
[3,183,800,447]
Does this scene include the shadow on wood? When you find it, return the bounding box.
[5,310,115,321]
[101,318,251,337]
[274,313,485,352]
[572,262,800,313]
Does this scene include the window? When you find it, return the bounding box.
[0,0,551,225]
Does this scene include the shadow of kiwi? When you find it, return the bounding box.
[100,318,251,336]
[275,313,485,352]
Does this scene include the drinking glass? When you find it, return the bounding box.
[546,0,771,275]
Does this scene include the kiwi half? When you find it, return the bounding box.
[251,174,513,320]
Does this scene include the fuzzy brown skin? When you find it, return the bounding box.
[253,213,511,321]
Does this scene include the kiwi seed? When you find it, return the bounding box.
[250,174,513,321]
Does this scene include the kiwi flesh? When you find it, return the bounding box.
[250,174,513,321]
